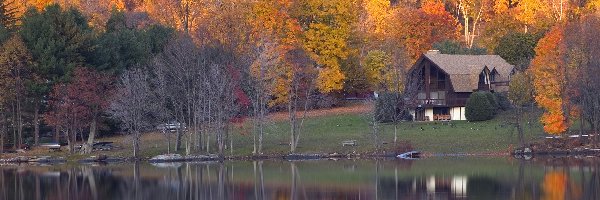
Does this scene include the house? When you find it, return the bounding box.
[407,50,515,121]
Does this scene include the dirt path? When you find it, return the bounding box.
[267,103,372,122]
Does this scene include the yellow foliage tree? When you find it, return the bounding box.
[514,0,568,32]
[142,0,204,33]
[363,0,391,41]
[293,0,357,93]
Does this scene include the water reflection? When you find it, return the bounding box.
[0,157,598,200]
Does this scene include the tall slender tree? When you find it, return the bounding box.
[0,36,35,149]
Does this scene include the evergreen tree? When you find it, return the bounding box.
[20,4,94,83]
[20,4,95,143]
[92,11,173,74]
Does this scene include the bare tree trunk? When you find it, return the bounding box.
[164,128,170,154]
[289,88,297,153]
[33,100,40,146]
[463,16,469,47]
[133,130,140,158]
[176,128,182,151]
[372,109,380,152]
[11,102,16,149]
[517,106,524,147]
[258,107,264,154]
[84,114,98,154]
[67,128,74,153]
[16,99,22,149]
[252,117,257,155]
[1,112,5,156]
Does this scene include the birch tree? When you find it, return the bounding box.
[457,0,490,48]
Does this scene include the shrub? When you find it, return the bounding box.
[494,92,512,111]
[465,91,496,121]
[484,91,499,115]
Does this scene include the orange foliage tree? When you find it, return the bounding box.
[387,0,461,62]
[530,25,578,134]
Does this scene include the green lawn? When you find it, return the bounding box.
[228,107,546,155]
[18,106,548,160]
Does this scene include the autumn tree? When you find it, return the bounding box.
[514,0,567,32]
[142,0,202,33]
[42,67,111,153]
[71,67,113,154]
[455,0,492,48]
[45,83,89,153]
[249,0,305,154]
[364,50,391,90]
[0,0,17,30]
[0,35,34,149]
[508,72,534,146]
[292,0,356,93]
[479,11,523,51]
[530,25,577,134]
[251,1,319,153]
[387,0,461,61]
[563,15,600,142]
[285,48,317,153]
[362,0,392,44]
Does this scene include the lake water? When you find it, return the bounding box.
[0,157,598,200]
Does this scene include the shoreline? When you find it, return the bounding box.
[5,150,599,165]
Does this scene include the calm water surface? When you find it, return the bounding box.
[0,157,598,200]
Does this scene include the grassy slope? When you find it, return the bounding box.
[230,106,545,155]
[15,104,546,159]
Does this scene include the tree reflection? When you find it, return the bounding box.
[541,170,582,200]
[0,159,598,200]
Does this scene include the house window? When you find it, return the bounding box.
[418,92,426,99]
[437,71,446,89]
[430,92,438,99]
[429,91,446,100]
[479,71,489,85]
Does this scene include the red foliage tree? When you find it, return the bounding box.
[44,67,113,153]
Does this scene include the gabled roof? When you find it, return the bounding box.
[414,53,514,92]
